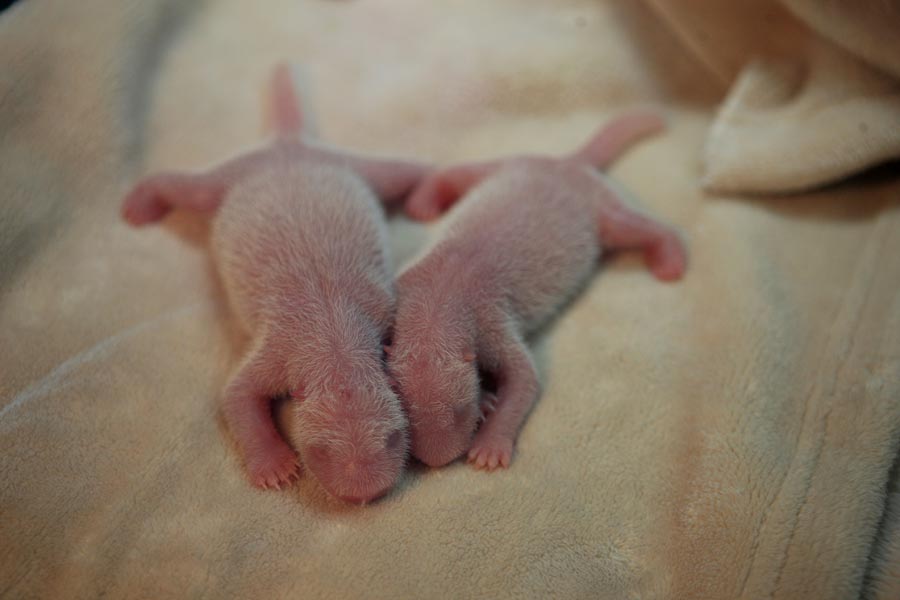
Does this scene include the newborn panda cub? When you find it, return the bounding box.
[121,64,428,503]
[388,111,687,470]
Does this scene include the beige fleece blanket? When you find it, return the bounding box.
[646,0,900,194]
[2,1,899,598]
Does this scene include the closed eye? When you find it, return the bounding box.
[385,430,402,450]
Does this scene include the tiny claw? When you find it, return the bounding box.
[480,401,495,417]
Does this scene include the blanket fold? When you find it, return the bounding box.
[645,0,900,195]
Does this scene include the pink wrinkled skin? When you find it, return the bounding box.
[121,64,428,503]
[389,110,687,471]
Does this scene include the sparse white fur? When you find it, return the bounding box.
[122,64,423,501]
[212,158,408,500]
[390,112,686,470]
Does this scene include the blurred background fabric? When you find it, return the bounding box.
[645,0,900,194]
[1,1,898,598]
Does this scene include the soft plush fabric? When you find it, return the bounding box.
[644,0,900,194]
[1,1,898,598]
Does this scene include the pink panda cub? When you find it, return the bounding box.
[388,111,686,470]
[122,64,428,503]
